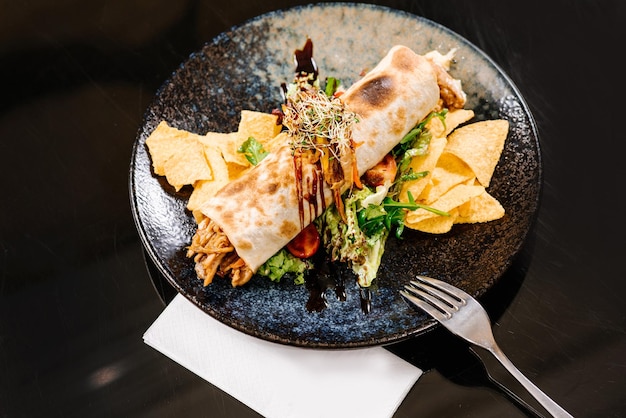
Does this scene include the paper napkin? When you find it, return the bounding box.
[144,294,422,418]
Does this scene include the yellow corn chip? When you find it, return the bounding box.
[443,109,475,136]
[424,108,474,139]
[145,121,206,177]
[406,183,484,226]
[162,139,213,191]
[199,132,248,167]
[456,178,481,218]
[199,111,282,168]
[238,110,282,144]
[425,114,446,138]
[144,121,212,190]
[226,162,252,181]
[455,190,505,224]
[264,131,290,153]
[410,208,459,234]
[418,152,475,204]
[188,146,230,219]
[399,135,447,202]
[445,119,508,187]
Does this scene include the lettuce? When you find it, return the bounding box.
[319,187,389,287]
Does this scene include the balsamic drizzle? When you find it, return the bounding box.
[304,249,371,315]
[293,38,318,80]
[289,38,372,315]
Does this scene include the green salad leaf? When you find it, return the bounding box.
[237,137,269,165]
[324,77,340,97]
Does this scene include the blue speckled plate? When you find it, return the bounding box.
[130,3,541,348]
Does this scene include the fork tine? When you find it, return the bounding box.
[403,284,453,317]
[409,280,464,312]
[415,275,471,301]
[399,289,449,322]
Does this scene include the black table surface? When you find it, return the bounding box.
[2,1,625,417]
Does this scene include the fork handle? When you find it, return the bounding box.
[487,343,573,418]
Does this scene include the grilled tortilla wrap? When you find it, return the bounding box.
[194,45,439,280]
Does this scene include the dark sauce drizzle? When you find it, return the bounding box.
[293,151,305,228]
[294,38,318,80]
[289,39,372,315]
[290,38,327,230]
[292,151,326,230]
[305,249,373,314]
[305,265,372,314]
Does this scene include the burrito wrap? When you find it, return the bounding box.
[198,45,439,272]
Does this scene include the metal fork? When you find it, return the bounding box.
[401,275,573,418]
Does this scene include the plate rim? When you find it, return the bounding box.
[129,2,542,349]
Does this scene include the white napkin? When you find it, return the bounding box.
[144,294,422,418]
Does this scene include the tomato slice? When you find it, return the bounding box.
[286,223,320,259]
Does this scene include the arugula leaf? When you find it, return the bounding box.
[392,109,447,170]
[237,137,269,165]
[357,191,449,240]
[394,169,429,192]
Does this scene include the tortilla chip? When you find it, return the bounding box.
[199,132,248,167]
[410,208,459,234]
[455,190,505,224]
[144,121,213,190]
[399,135,447,202]
[263,131,290,153]
[187,146,230,218]
[146,112,286,219]
[145,121,207,177]
[445,119,509,187]
[424,108,474,138]
[199,111,282,168]
[237,110,282,144]
[425,115,447,138]
[162,139,214,191]
[189,179,228,222]
[405,183,485,226]
[418,152,475,204]
[443,109,475,136]
[226,162,252,181]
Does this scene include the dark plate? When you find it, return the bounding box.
[129,3,541,349]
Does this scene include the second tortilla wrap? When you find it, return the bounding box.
[198,45,439,272]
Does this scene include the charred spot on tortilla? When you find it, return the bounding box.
[261,182,279,195]
[278,194,288,207]
[363,128,381,149]
[351,75,395,113]
[255,218,274,228]
[220,210,234,224]
[238,240,253,251]
[391,107,408,136]
[248,198,268,217]
[391,45,420,70]
[219,180,246,197]
[280,220,299,239]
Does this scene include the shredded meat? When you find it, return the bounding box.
[186,217,254,287]
[426,59,467,110]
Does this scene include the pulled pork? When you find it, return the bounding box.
[424,50,467,110]
[186,217,254,287]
